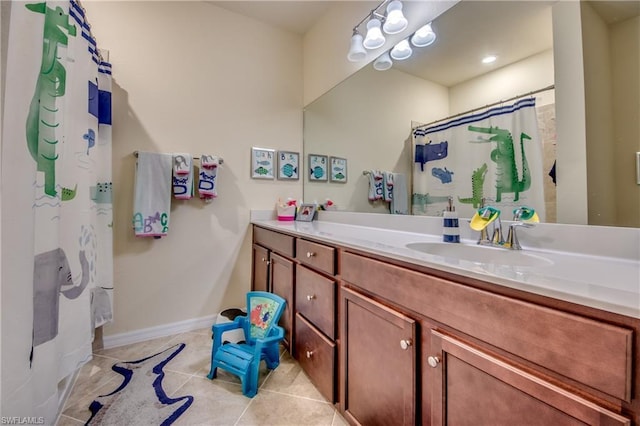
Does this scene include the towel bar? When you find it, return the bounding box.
[133,151,224,165]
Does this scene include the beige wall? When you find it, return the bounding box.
[552,1,588,225]
[449,50,555,115]
[581,2,617,225]
[304,66,448,212]
[83,1,304,337]
[610,15,640,227]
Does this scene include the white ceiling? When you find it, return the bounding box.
[207,1,333,35]
[209,0,640,87]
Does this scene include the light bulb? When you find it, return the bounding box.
[363,18,385,50]
[411,23,436,47]
[383,1,408,34]
[390,39,412,61]
[373,52,393,71]
[347,32,367,62]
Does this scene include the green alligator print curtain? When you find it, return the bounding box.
[1,0,113,420]
[412,98,547,221]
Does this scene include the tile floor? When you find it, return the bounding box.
[57,327,348,426]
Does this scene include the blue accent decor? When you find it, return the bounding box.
[86,343,193,425]
[414,97,537,137]
[208,291,287,398]
[99,90,112,125]
[88,80,99,118]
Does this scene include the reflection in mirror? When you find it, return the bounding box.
[303,0,639,228]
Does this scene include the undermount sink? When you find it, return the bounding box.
[405,242,553,268]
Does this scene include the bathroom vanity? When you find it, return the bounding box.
[251,215,640,425]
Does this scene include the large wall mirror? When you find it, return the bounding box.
[303,0,639,228]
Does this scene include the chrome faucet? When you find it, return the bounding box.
[505,207,536,250]
[473,205,536,250]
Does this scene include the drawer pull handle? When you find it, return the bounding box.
[306,294,316,301]
[306,350,314,359]
[400,339,413,350]
[261,257,267,262]
[306,252,316,258]
[427,356,441,368]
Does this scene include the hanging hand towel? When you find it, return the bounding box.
[172,153,193,200]
[198,154,220,201]
[368,170,384,200]
[383,172,394,202]
[390,173,409,214]
[132,152,172,237]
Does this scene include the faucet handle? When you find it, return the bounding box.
[512,206,539,223]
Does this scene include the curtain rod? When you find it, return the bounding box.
[413,84,555,131]
[133,151,224,164]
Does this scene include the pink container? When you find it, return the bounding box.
[276,205,296,221]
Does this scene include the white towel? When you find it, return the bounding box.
[383,172,394,202]
[368,170,384,200]
[390,173,409,215]
[172,153,193,200]
[132,152,173,237]
[198,155,220,201]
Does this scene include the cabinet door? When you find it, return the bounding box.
[429,329,630,426]
[341,287,416,426]
[252,244,270,293]
[271,252,294,351]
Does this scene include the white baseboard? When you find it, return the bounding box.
[102,314,217,350]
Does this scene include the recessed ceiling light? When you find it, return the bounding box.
[482,55,497,64]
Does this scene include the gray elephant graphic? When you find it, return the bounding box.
[33,247,89,346]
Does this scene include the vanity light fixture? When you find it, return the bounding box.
[383,0,408,34]
[373,51,393,71]
[347,30,367,62]
[390,39,412,60]
[482,55,497,64]
[363,16,386,49]
[411,22,436,47]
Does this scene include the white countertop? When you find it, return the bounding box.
[252,217,640,319]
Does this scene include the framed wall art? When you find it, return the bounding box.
[329,156,347,183]
[308,154,328,182]
[277,151,299,180]
[296,203,317,222]
[251,147,275,179]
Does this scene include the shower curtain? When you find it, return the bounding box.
[412,98,546,221]
[1,0,112,419]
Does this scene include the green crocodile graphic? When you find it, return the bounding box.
[25,2,77,198]
[458,163,488,208]
[468,125,531,202]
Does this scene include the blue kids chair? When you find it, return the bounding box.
[207,291,286,397]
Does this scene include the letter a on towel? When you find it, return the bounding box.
[132,152,172,237]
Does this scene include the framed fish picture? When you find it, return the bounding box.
[277,151,299,180]
[251,147,275,179]
[330,156,347,183]
[308,154,328,182]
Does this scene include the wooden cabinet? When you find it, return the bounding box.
[296,238,336,275]
[270,252,294,350]
[296,265,336,340]
[252,227,296,351]
[295,313,336,403]
[294,239,338,403]
[340,286,416,426]
[251,244,270,292]
[252,225,640,425]
[429,329,630,426]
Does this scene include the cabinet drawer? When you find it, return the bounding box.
[295,313,336,403]
[254,226,294,258]
[296,239,335,275]
[296,265,336,340]
[341,251,633,401]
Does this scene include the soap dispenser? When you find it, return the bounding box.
[443,197,460,243]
